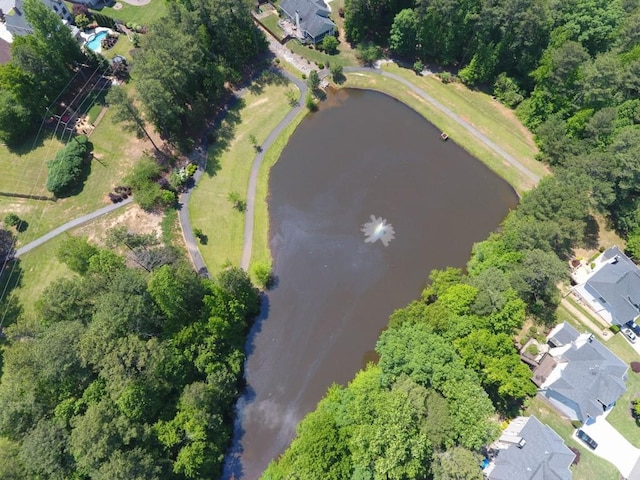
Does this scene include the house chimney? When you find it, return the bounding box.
[295,9,301,31]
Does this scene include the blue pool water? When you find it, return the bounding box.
[87,31,108,51]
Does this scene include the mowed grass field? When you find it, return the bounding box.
[338,65,548,195]
[90,0,168,26]
[0,108,146,245]
[189,75,298,276]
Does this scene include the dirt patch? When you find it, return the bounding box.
[74,203,163,245]
[248,97,270,109]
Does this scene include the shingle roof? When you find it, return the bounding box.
[545,324,627,422]
[1,0,33,37]
[548,322,580,347]
[488,416,575,480]
[279,0,335,40]
[584,246,640,326]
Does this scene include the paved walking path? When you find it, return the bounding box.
[240,72,306,270]
[181,30,542,275]
[342,66,541,186]
[15,197,133,257]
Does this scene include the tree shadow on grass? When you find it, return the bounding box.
[204,99,245,178]
[247,68,290,95]
[583,215,600,250]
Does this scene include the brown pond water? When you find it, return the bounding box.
[223,89,518,479]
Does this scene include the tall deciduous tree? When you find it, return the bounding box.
[106,86,162,154]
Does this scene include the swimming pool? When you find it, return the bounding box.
[86,31,108,52]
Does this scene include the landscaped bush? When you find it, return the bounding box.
[631,361,640,373]
[46,135,90,196]
[252,262,274,289]
[570,419,582,429]
[526,344,539,356]
[124,157,167,210]
[72,3,89,16]
[610,324,621,334]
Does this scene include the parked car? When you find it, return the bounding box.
[622,327,637,343]
[626,321,640,336]
[576,429,598,450]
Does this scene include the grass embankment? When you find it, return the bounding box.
[337,65,548,195]
[251,108,307,272]
[188,77,298,276]
[0,108,145,245]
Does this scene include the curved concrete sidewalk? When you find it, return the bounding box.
[15,197,133,257]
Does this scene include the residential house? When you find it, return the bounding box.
[535,322,627,423]
[279,0,335,44]
[484,416,575,480]
[0,0,73,42]
[0,37,10,63]
[572,246,640,327]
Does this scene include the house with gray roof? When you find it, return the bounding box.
[0,0,72,41]
[537,322,628,423]
[572,246,640,327]
[484,416,575,480]
[279,0,335,44]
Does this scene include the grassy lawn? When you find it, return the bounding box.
[0,108,145,245]
[259,13,285,41]
[337,66,547,194]
[525,396,620,480]
[286,39,357,68]
[557,302,640,448]
[102,35,135,61]
[252,107,307,274]
[189,74,297,276]
[0,235,73,325]
[91,0,168,25]
[0,135,64,198]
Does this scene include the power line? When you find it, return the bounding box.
[0,62,112,329]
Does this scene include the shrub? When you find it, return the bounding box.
[321,35,339,55]
[632,399,640,423]
[252,262,274,289]
[631,361,640,373]
[610,324,621,334]
[356,42,382,66]
[330,63,343,82]
[305,91,317,111]
[4,213,20,228]
[275,58,280,64]
[317,62,324,69]
[526,344,539,356]
[413,60,424,74]
[301,73,306,80]
[46,136,90,196]
[570,419,582,429]
[438,72,453,84]
[493,73,524,108]
[186,163,197,176]
[75,14,90,30]
[227,192,245,212]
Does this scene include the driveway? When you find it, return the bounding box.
[578,412,640,478]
